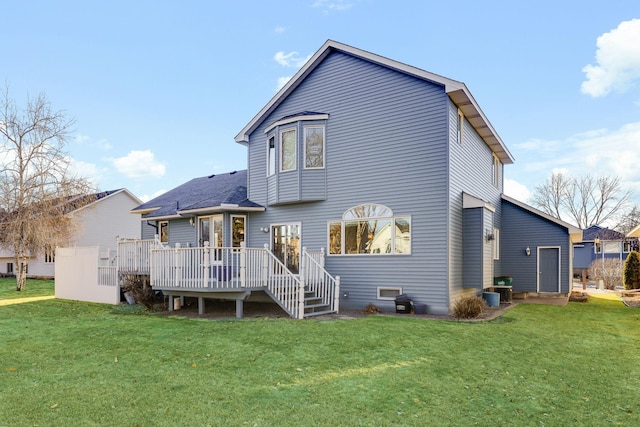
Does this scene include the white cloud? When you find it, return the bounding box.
[138,189,166,203]
[274,26,285,34]
[504,178,532,203]
[513,121,640,204]
[581,19,640,97]
[111,150,166,179]
[276,76,292,91]
[312,0,354,14]
[274,51,312,68]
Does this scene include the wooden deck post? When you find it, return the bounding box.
[262,243,270,287]
[298,259,306,319]
[334,276,341,313]
[236,299,243,318]
[203,241,210,288]
[174,243,181,288]
[239,242,246,288]
[198,296,204,315]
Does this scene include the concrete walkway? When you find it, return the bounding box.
[0,295,55,306]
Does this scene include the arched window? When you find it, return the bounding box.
[329,204,411,255]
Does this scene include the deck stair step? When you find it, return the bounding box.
[304,309,336,317]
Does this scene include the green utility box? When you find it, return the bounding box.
[493,276,512,287]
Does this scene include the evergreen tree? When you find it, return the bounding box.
[623,251,640,290]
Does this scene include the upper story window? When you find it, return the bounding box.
[492,154,500,187]
[264,112,329,177]
[304,126,325,169]
[280,128,297,172]
[457,109,464,145]
[267,135,276,176]
[329,204,411,255]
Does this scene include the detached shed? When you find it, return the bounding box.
[501,195,582,295]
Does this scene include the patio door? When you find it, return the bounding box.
[271,224,300,274]
[538,247,560,292]
[199,215,223,261]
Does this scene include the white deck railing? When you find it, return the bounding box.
[146,243,340,319]
[302,247,340,314]
[98,266,118,287]
[117,237,164,274]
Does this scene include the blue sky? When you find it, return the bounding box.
[2,1,640,207]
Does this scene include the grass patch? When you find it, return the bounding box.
[1,293,639,425]
[0,277,54,300]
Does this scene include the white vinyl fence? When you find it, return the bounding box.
[55,246,120,304]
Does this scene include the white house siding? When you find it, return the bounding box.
[1,190,142,278]
[447,100,503,306]
[245,51,452,314]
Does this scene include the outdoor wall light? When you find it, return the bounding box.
[260,227,269,233]
[525,247,531,256]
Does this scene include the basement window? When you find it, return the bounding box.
[377,287,402,300]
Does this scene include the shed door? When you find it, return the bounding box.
[538,247,560,292]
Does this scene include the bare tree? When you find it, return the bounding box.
[531,171,631,229]
[614,205,640,235]
[0,87,93,291]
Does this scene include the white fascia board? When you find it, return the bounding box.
[463,192,496,212]
[264,113,329,134]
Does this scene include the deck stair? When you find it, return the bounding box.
[303,288,333,317]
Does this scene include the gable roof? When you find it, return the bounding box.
[66,188,142,215]
[235,39,514,165]
[130,170,264,219]
[502,194,583,243]
[582,225,625,241]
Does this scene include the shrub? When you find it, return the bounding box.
[121,274,156,311]
[588,258,623,290]
[363,303,380,314]
[623,251,640,290]
[453,294,486,319]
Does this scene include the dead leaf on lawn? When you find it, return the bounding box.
[192,363,197,368]
[7,367,17,372]
[50,403,59,409]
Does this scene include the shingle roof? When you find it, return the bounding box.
[582,225,625,241]
[131,170,263,219]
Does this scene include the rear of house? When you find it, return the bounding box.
[235,40,515,315]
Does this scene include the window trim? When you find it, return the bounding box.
[279,127,297,172]
[231,214,246,248]
[377,287,403,300]
[328,204,411,256]
[159,220,169,243]
[492,154,500,187]
[492,227,500,260]
[266,134,276,177]
[303,125,325,169]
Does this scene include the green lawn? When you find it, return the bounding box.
[1,280,639,426]
[0,277,54,300]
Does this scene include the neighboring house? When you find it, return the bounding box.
[573,225,639,277]
[0,189,142,278]
[128,40,582,317]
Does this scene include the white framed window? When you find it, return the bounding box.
[377,287,403,300]
[304,126,325,169]
[492,154,500,187]
[280,128,297,172]
[492,227,500,260]
[231,215,246,248]
[329,204,411,255]
[159,221,169,243]
[44,245,55,263]
[267,135,276,176]
[457,108,464,144]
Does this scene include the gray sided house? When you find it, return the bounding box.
[573,225,639,278]
[235,39,518,315]
[130,40,582,316]
[501,196,582,294]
